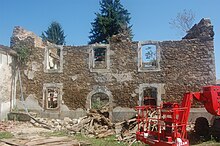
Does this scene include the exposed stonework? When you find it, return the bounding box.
[16,94,43,111]
[10,18,216,121]
[11,26,45,48]
[183,18,214,40]
[24,61,41,80]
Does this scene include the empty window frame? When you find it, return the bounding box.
[143,87,157,106]
[139,83,165,106]
[47,88,59,109]
[138,41,160,72]
[89,44,110,72]
[43,83,63,110]
[91,92,109,109]
[44,45,63,73]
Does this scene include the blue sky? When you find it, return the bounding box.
[1,0,219,79]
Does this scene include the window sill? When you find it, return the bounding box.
[138,68,161,72]
[90,68,110,73]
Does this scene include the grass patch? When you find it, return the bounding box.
[40,131,147,146]
[74,134,126,146]
[40,130,69,137]
[0,132,13,139]
[74,134,146,146]
[191,138,220,146]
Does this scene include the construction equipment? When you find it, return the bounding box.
[136,85,220,146]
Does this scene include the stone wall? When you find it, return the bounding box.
[11,19,216,121]
[0,45,17,120]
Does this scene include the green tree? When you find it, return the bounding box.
[41,21,66,45]
[89,0,132,44]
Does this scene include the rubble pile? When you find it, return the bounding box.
[115,118,138,143]
[30,108,138,143]
[32,110,115,139]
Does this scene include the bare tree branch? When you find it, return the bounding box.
[169,9,195,34]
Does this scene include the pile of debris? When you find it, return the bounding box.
[30,107,138,143]
[31,108,114,138]
[115,118,138,143]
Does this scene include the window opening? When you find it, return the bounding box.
[138,42,160,72]
[93,47,107,69]
[143,87,157,106]
[91,92,109,109]
[46,87,59,109]
[89,44,110,72]
[47,47,60,70]
[142,45,157,68]
[44,45,63,73]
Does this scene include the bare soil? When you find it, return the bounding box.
[1,121,220,146]
[0,121,89,146]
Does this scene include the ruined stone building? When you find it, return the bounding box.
[0,18,216,121]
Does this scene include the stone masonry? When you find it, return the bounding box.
[11,18,216,122]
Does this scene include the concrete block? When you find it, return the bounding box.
[112,107,136,122]
[8,112,31,121]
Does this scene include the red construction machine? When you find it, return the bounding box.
[136,85,220,146]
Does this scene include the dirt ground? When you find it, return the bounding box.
[0,121,89,146]
[1,121,220,146]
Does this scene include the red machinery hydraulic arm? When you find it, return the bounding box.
[192,86,220,116]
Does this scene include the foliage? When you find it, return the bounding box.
[89,0,132,44]
[41,21,66,45]
[169,9,195,34]
[17,45,31,65]
[91,93,109,109]
[0,132,13,139]
[91,99,106,109]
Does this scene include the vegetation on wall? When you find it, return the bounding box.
[89,0,133,44]
[16,45,31,65]
[41,21,66,45]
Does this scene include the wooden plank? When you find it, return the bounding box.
[0,139,24,146]
[0,142,11,146]
[39,141,79,146]
[25,137,69,146]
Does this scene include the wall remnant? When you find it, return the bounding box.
[10,18,216,121]
[183,18,214,40]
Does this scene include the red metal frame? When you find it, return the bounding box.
[136,85,220,146]
[136,104,189,146]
